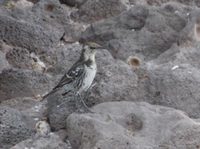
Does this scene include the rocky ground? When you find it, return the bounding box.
[0,0,200,148]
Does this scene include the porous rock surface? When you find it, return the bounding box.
[0,0,200,148]
[66,101,200,149]
[11,133,72,149]
[0,106,34,149]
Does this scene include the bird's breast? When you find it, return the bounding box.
[81,64,97,92]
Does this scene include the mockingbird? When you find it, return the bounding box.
[43,42,102,111]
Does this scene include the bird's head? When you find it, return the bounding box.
[81,42,102,61]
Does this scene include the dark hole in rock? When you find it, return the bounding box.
[45,3,55,12]
[27,0,39,4]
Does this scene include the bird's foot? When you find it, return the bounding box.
[56,99,71,108]
[76,94,94,113]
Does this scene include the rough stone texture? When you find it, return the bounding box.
[0,106,34,149]
[11,133,72,149]
[0,69,52,101]
[177,9,200,45]
[46,42,82,76]
[139,42,200,119]
[144,63,200,118]
[1,97,47,128]
[71,0,128,23]
[81,5,187,61]
[0,0,83,52]
[47,91,77,130]
[5,47,47,72]
[47,48,139,130]
[131,0,200,7]
[0,12,62,52]
[0,50,10,73]
[89,49,139,105]
[6,47,33,69]
[59,0,87,7]
[1,0,200,148]
[67,101,200,149]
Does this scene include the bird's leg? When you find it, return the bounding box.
[56,91,72,108]
[56,97,71,108]
[84,82,96,100]
[84,90,90,101]
[76,92,93,113]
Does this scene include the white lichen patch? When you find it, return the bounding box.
[30,52,47,73]
[35,121,51,137]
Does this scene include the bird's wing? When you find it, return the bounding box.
[42,61,85,99]
[53,62,85,90]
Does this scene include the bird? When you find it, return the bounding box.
[43,42,102,111]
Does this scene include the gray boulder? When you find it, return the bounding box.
[11,133,72,149]
[0,69,52,101]
[0,0,82,53]
[133,9,200,119]
[71,0,128,23]
[140,42,200,118]
[144,63,200,118]
[89,49,139,105]
[59,0,87,7]
[46,49,139,130]
[66,101,200,149]
[129,0,200,7]
[0,106,34,149]
[1,97,48,128]
[81,5,187,61]
[46,91,77,130]
[0,50,10,73]
[0,12,62,52]
[46,43,82,76]
[5,47,34,70]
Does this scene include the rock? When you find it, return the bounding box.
[18,0,83,42]
[0,106,34,149]
[178,9,200,46]
[5,47,34,69]
[27,0,39,4]
[1,0,200,148]
[46,91,77,130]
[5,47,47,72]
[0,12,62,52]
[46,42,82,75]
[0,69,53,101]
[35,120,51,137]
[0,41,11,72]
[29,0,70,32]
[14,0,33,9]
[0,50,10,73]
[0,0,84,52]
[66,101,200,149]
[1,97,47,128]
[138,11,200,119]
[89,49,139,105]
[11,133,72,149]
[59,0,87,7]
[71,0,128,23]
[81,5,187,61]
[140,42,200,118]
[47,49,139,130]
[130,0,200,7]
